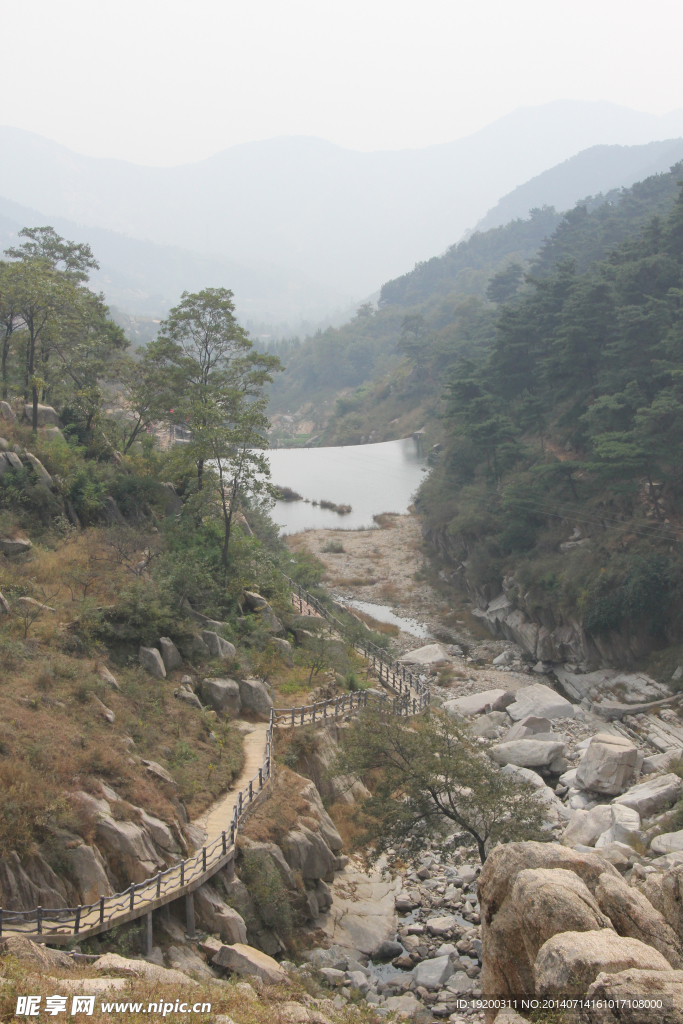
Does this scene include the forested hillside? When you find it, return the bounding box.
[270,162,683,450]
[419,165,683,670]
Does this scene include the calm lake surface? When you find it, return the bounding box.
[266,437,427,534]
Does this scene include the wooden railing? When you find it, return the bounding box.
[0,608,428,944]
[282,574,430,711]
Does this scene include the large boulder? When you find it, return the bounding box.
[562,805,641,848]
[139,809,181,855]
[139,646,166,679]
[201,631,236,661]
[637,864,683,936]
[25,452,53,488]
[534,929,671,997]
[575,734,638,795]
[506,683,576,722]
[270,637,293,666]
[652,832,683,856]
[471,711,510,738]
[397,643,452,668]
[0,851,74,911]
[511,868,612,971]
[95,815,164,883]
[500,764,572,823]
[443,689,508,717]
[200,678,241,714]
[211,942,289,984]
[586,969,683,1023]
[94,952,195,985]
[0,936,74,971]
[23,403,60,426]
[489,738,567,768]
[505,716,553,741]
[243,592,284,634]
[595,871,683,968]
[0,536,31,556]
[280,825,336,881]
[159,637,182,672]
[478,841,621,998]
[194,884,248,944]
[240,838,297,890]
[63,844,113,904]
[298,780,343,852]
[613,774,683,817]
[562,807,611,848]
[238,678,273,717]
[412,955,453,990]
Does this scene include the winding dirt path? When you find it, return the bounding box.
[193,722,270,845]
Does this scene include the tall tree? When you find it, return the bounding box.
[333,708,550,864]
[155,288,279,489]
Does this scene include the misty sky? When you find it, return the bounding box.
[2,0,683,166]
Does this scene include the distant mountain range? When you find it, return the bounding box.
[475,138,683,232]
[0,197,352,329]
[2,100,683,321]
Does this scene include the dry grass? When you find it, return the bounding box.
[347,608,399,637]
[335,576,379,587]
[0,953,375,1024]
[0,527,247,860]
[325,799,366,850]
[240,766,315,845]
[377,582,400,604]
[372,513,398,529]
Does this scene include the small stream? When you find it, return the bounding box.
[337,596,432,640]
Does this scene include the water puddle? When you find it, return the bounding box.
[338,597,432,640]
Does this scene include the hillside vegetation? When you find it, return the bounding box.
[419,167,683,669]
[270,162,683,452]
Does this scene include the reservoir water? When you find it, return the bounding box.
[266,437,427,534]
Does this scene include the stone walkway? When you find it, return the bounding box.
[193,722,270,845]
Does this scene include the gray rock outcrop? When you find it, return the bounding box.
[23,403,60,427]
[0,851,75,911]
[0,536,31,556]
[95,815,165,884]
[478,842,621,997]
[211,942,288,984]
[139,646,166,678]
[159,637,182,672]
[613,773,683,817]
[200,677,241,714]
[238,678,273,717]
[201,631,236,661]
[510,867,613,971]
[586,968,683,1023]
[193,884,248,944]
[575,734,639,795]
[489,738,567,768]
[506,683,576,721]
[595,871,683,968]
[63,843,113,904]
[534,929,670,997]
[25,452,53,488]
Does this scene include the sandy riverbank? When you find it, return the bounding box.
[286,512,536,698]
